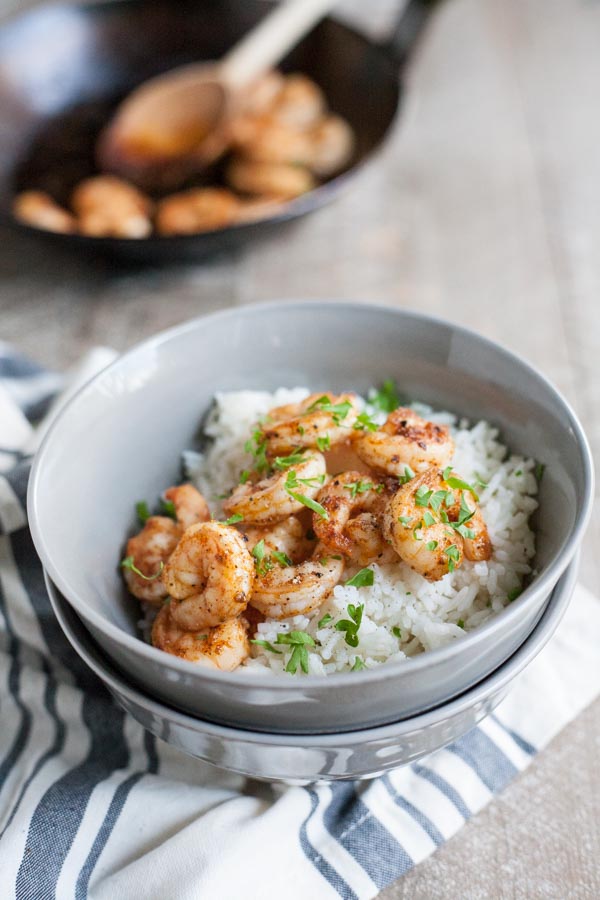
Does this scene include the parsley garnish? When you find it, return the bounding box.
[429,490,449,513]
[415,486,433,507]
[317,613,333,628]
[335,603,364,647]
[223,513,243,525]
[457,618,465,629]
[426,540,438,550]
[285,471,329,519]
[251,638,282,654]
[398,466,415,485]
[422,511,436,527]
[445,475,479,501]
[535,462,546,482]
[316,434,331,452]
[344,568,374,588]
[307,395,353,426]
[444,544,460,572]
[251,540,273,576]
[239,469,250,484]
[514,469,522,477]
[398,515,413,526]
[392,626,402,638]
[244,429,269,473]
[273,449,308,470]
[351,657,367,671]
[136,501,150,524]
[353,412,378,432]
[272,550,292,567]
[344,479,378,499]
[370,379,401,413]
[276,630,316,674]
[160,498,177,519]
[120,556,164,581]
[297,425,305,436]
[507,586,522,602]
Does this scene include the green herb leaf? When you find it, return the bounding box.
[239,469,250,484]
[223,513,243,525]
[445,475,479,501]
[429,490,448,513]
[398,515,413,526]
[251,539,274,576]
[351,657,367,671]
[392,626,402,639]
[318,613,333,628]
[398,465,415,485]
[442,465,453,480]
[370,379,401,413]
[284,473,329,519]
[456,618,465,629]
[316,434,331,452]
[335,603,365,647]
[535,462,546,482]
[273,449,308,470]
[297,424,305,436]
[426,540,438,550]
[353,412,378,432]
[136,501,151,524]
[276,630,316,646]
[507,586,522,602]
[160,498,177,519]
[343,479,376,499]
[245,429,269,474]
[307,395,353,426]
[272,550,292,568]
[344,568,374,588]
[514,469,522,477]
[415,486,433,507]
[120,556,164,581]
[444,543,461,573]
[422,511,436,527]
[251,638,282,654]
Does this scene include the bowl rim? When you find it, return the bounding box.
[45,554,578,743]
[28,300,594,690]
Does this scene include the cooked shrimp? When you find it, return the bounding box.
[242,70,285,115]
[163,484,211,530]
[270,74,325,129]
[250,544,344,619]
[13,190,76,234]
[162,522,255,629]
[309,115,355,177]
[223,452,327,525]
[229,116,314,166]
[123,516,181,603]
[225,158,315,200]
[383,468,491,580]
[155,188,239,235]
[313,471,386,559]
[354,407,454,476]
[152,606,250,670]
[344,512,396,567]
[71,175,153,238]
[262,392,360,456]
[242,516,311,563]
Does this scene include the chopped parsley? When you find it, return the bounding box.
[273,449,308,470]
[160,498,177,519]
[456,619,465,629]
[370,379,401,413]
[444,474,479,501]
[351,657,367,671]
[316,434,331,452]
[239,469,250,484]
[444,544,461,572]
[223,513,243,525]
[426,540,438,550]
[275,630,316,674]
[317,613,333,628]
[415,486,433,507]
[398,466,415,485]
[343,479,381,499]
[297,424,305,436]
[392,626,402,639]
[136,501,151,524]
[514,469,522,477]
[429,489,451,513]
[285,471,329,518]
[422,511,436,527]
[335,603,364,647]
[244,429,269,473]
[251,539,273,576]
[507,586,522,602]
[398,515,413,526]
[535,462,546,482]
[120,556,164,581]
[307,395,353,426]
[353,412,378,432]
[272,550,292,568]
[344,568,374,588]
[251,638,282,654]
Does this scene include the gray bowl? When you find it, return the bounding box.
[28,302,594,733]
[45,558,577,783]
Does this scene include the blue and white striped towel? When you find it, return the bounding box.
[1,344,600,900]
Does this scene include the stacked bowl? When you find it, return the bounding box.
[28,303,593,782]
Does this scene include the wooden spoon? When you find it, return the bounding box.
[97,0,338,189]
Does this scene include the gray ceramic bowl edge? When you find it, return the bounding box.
[28,302,594,732]
[45,556,578,782]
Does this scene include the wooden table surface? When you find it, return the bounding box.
[2,0,599,896]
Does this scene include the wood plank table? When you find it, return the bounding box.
[1,0,598,895]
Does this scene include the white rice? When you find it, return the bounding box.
[183,389,538,676]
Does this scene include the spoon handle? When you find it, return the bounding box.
[220,0,339,90]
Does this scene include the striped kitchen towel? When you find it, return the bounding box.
[1,347,600,900]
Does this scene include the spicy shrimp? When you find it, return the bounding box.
[122,516,181,603]
[354,407,454,476]
[383,468,491,581]
[163,484,211,530]
[152,606,250,671]
[250,544,344,619]
[242,516,312,563]
[313,471,391,565]
[162,522,255,630]
[223,452,327,525]
[261,392,360,456]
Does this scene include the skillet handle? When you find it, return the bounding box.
[382,0,441,68]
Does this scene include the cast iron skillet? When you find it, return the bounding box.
[0,0,439,263]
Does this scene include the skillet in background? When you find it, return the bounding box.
[0,0,439,263]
